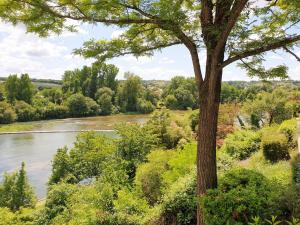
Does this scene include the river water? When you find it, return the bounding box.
[0,114,148,198]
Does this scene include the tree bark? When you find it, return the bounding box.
[196,63,223,225]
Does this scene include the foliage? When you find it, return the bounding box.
[66,93,100,117]
[243,89,293,127]
[0,101,17,124]
[96,87,114,115]
[163,76,197,110]
[136,98,155,114]
[202,169,277,225]
[116,123,158,179]
[135,150,175,205]
[221,129,261,160]
[220,83,240,104]
[0,162,36,212]
[5,74,35,104]
[14,101,37,122]
[278,119,297,148]
[261,128,290,163]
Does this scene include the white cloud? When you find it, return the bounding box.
[0,22,91,79]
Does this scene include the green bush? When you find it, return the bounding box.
[261,130,290,163]
[135,150,175,205]
[67,93,100,117]
[14,101,37,122]
[0,102,17,124]
[189,109,199,132]
[202,169,276,225]
[158,172,197,225]
[136,98,155,114]
[221,129,261,160]
[165,95,178,110]
[43,104,69,119]
[278,119,297,148]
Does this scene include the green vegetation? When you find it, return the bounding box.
[0,105,299,224]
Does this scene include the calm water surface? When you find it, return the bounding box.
[0,114,148,198]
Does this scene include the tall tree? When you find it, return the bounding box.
[5,74,19,103]
[1,1,299,224]
[17,74,35,104]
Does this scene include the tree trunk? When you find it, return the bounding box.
[196,67,222,225]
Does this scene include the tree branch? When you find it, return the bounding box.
[222,35,300,67]
[215,0,248,52]
[283,46,300,62]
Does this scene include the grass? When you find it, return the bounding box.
[0,123,37,132]
[239,148,298,185]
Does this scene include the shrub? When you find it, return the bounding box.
[136,98,155,114]
[278,119,297,148]
[14,101,37,122]
[0,102,17,124]
[43,104,69,119]
[221,129,261,160]
[202,169,276,225]
[189,109,199,132]
[135,150,175,205]
[67,93,100,117]
[158,172,197,225]
[261,130,290,163]
[165,95,178,110]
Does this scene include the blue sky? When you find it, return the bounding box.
[0,21,299,81]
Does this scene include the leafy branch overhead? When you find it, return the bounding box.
[0,0,299,81]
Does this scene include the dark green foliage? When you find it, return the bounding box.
[41,88,63,105]
[0,101,17,124]
[136,98,155,114]
[66,93,100,117]
[189,109,199,132]
[49,132,116,184]
[116,73,143,112]
[5,74,35,104]
[158,173,197,225]
[146,108,192,149]
[221,83,240,103]
[261,129,290,163]
[163,76,197,110]
[0,163,36,212]
[48,147,73,185]
[202,169,276,225]
[14,101,37,122]
[37,183,77,224]
[116,123,158,179]
[96,87,114,115]
[221,129,261,160]
[42,104,69,119]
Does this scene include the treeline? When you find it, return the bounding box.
[0,61,300,125]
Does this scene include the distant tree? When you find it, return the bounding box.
[14,101,36,122]
[116,73,143,112]
[96,87,114,115]
[220,83,240,103]
[0,162,36,211]
[67,93,100,117]
[5,75,19,103]
[243,89,293,127]
[17,74,35,104]
[0,83,5,101]
[41,88,63,105]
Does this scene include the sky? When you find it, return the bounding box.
[0,21,299,81]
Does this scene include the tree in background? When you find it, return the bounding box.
[5,74,35,104]
[0,101,17,124]
[116,73,144,112]
[5,75,19,103]
[243,89,293,127]
[164,76,198,109]
[1,1,300,224]
[95,87,114,115]
[0,162,36,211]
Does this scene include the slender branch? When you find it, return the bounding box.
[283,46,300,62]
[222,35,300,67]
[215,0,248,51]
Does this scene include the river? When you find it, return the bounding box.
[0,114,148,198]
